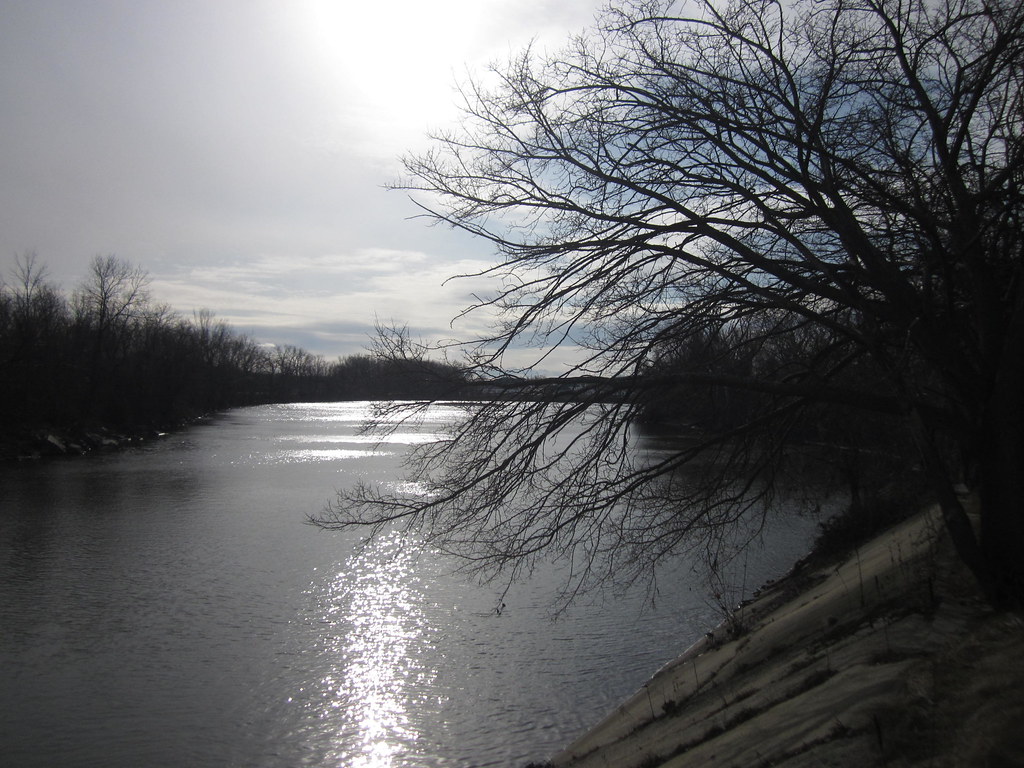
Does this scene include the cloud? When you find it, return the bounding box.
[0,0,604,370]
[149,248,501,356]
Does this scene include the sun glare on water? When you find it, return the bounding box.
[316,531,435,767]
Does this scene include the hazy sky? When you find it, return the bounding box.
[0,0,602,365]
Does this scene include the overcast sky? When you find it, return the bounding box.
[0,0,602,365]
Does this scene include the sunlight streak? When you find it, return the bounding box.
[317,531,434,767]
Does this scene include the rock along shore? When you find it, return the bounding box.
[548,506,1024,768]
[0,425,166,462]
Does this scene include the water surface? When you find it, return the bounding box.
[0,402,819,767]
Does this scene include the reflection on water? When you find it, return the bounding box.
[323,532,430,767]
[279,448,391,462]
[277,434,444,445]
[0,402,822,768]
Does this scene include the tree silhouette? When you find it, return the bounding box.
[318,0,1024,603]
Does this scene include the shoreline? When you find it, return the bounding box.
[546,506,1024,767]
[0,425,168,462]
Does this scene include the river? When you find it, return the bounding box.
[0,402,820,767]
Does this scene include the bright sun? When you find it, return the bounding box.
[275,0,600,161]
[286,0,495,151]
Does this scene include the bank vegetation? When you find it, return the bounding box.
[0,253,465,458]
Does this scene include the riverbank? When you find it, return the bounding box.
[0,424,169,461]
[547,504,1024,767]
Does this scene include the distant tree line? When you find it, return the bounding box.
[0,253,466,455]
[636,312,920,510]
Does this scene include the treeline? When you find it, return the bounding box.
[0,254,466,454]
[635,313,923,511]
[639,316,900,430]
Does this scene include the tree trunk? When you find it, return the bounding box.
[978,305,1024,606]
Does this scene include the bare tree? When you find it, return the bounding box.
[369,319,429,363]
[6,252,67,354]
[318,0,1024,604]
[10,252,50,310]
[74,255,150,327]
